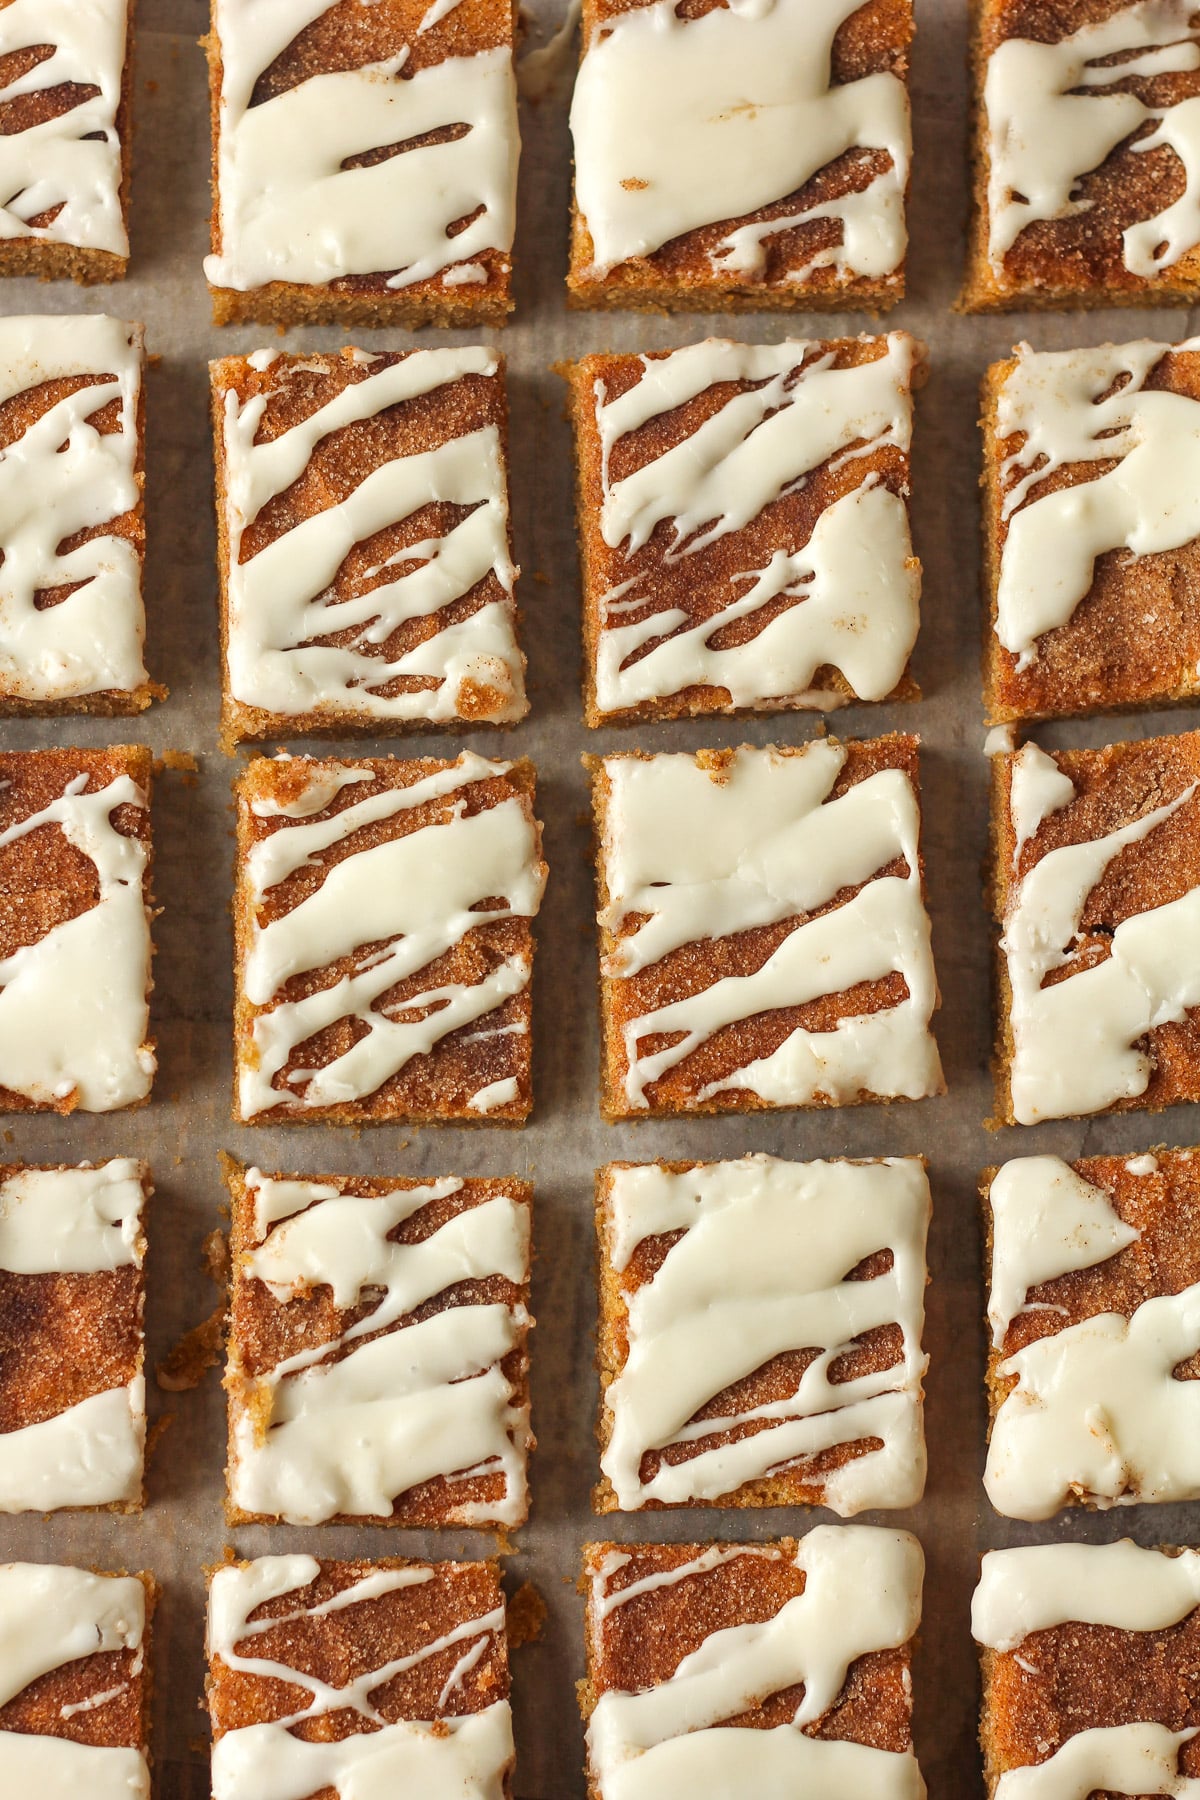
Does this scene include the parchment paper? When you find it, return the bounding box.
[3,3,1197,1793]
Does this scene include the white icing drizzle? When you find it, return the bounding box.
[994,341,1200,668]
[599,740,941,1110]
[591,337,919,713]
[587,1527,924,1800]
[1001,747,1200,1123]
[205,0,518,294]
[229,1172,531,1525]
[987,1155,1141,1347]
[993,1724,1200,1799]
[0,0,129,256]
[0,1159,143,1273]
[985,0,1200,279]
[972,1540,1200,1650]
[221,349,525,725]
[569,0,910,284]
[239,753,544,1117]
[1129,1152,1161,1174]
[601,1155,929,1513]
[0,771,153,1112]
[208,1555,513,1800]
[0,1564,146,1799]
[0,316,145,702]
[1008,742,1075,868]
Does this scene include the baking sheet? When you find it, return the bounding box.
[5,2,1200,1793]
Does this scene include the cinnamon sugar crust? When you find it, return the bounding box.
[982,346,1200,722]
[989,731,1200,1122]
[580,1541,914,1751]
[591,736,938,1119]
[566,339,921,726]
[592,1160,913,1511]
[0,1569,154,1755]
[223,1157,533,1527]
[212,348,525,746]
[979,1576,1200,1794]
[982,1150,1200,1452]
[568,0,913,313]
[205,0,517,328]
[964,0,1200,311]
[0,746,153,1115]
[207,1557,510,1739]
[233,753,543,1125]
[0,0,135,285]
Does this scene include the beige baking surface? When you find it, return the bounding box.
[4,2,1200,1794]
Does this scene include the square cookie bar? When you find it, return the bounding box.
[591,738,942,1119]
[208,1555,514,1799]
[983,339,1200,723]
[581,1529,925,1797]
[212,346,526,746]
[568,0,912,311]
[224,1160,533,1527]
[974,1541,1200,1795]
[0,1161,147,1513]
[0,1563,152,1792]
[0,0,133,282]
[966,0,1200,310]
[566,334,922,726]
[0,316,152,715]
[983,1150,1200,1520]
[991,733,1200,1125]
[234,752,545,1124]
[595,1155,929,1514]
[204,0,519,327]
[0,747,154,1113]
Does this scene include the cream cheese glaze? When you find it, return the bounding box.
[0,0,129,256]
[205,0,518,295]
[221,347,524,724]
[208,1556,513,1800]
[0,1563,147,1798]
[0,316,146,702]
[229,1170,531,1525]
[587,1528,925,1799]
[599,740,941,1110]
[570,0,909,285]
[591,336,920,714]
[601,1156,929,1513]
[239,753,544,1117]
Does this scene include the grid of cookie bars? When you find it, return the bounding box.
[9,0,1200,1795]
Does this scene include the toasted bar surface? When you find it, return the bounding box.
[581,1529,924,1799]
[591,738,942,1118]
[205,0,518,327]
[224,1159,533,1527]
[566,335,921,725]
[991,732,1200,1124]
[233,751,545,1124]
[213,346,525,743]
[207,1555,514,1799]
[595,1155,929,1514]
[568,0,912,312]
